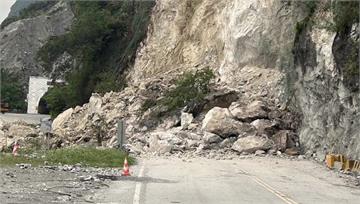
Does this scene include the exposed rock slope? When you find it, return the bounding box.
[0,1,74,81]
[7,0,356,160]
[130,0,359,159]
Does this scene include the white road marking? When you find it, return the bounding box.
[240,169,298,204]
[133,163,146,204]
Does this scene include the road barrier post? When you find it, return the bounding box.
[117,120,126,149]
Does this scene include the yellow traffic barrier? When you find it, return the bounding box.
[325,154,360,173]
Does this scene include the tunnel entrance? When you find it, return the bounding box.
[38,97,49,114]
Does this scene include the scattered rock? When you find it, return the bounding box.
[148,135,173,154]
[272,130,289,151]
[232,136,272,153]
[203,132,223,144]
[16,163,32,169]
[181,112,194,130]
[267,149,276,155]
[285,147,300,156]
[8,124,38,139]
[255,150,266,156]
[219,137,237,148]
[298,155,306,160]
[79,176,94,182]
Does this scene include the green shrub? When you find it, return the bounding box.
[43,85,68,119]
[161,68,215,111]
[141,98,158,113]
[94,71,124,94]
[332,1,359,34]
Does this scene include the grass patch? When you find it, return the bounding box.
[0,147,134,168]
[0,153,43,166]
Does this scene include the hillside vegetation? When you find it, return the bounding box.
[36,1,154,117]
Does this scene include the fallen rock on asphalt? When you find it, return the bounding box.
[202,107,255,137]
[232,136,273,153]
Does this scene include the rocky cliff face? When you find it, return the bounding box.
[131,0,359,159]
[5,0,356,160]
[132,0,307,104]
[293,8,359,159]
[0,1,74,81]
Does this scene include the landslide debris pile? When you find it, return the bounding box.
[0,120,41,152]
[49,77,301,159]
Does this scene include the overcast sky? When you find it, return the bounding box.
[0,0,16,23]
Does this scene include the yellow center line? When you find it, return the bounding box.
[240,169,299,204]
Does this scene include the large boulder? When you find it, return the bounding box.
[52,108,74,132]
[229,101,268,122]
[232,136,272,153]
[148,134,173,154]
[202,107,255,137]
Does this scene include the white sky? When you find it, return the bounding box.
[0,0,16,23]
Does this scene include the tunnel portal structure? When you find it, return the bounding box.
[27,76,51,114]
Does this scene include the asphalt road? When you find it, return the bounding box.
[0,113,50,124]
[93,157,360,204]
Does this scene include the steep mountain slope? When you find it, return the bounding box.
[1,0,358,160]
[0,1,74,80]
[130,0,359,158]
[0,0,154,113]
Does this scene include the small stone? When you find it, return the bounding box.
[267,149,276,155]
[255,150,266,156]
[16,163,32,169]
[180,112,194,130]
[80,176,94,182]
[285,147,300,156]
[298,155,306,160]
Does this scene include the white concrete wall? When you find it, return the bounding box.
[27,76,50,114]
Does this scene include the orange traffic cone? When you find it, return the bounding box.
[12,142,20,156]
[121,157,131,176]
